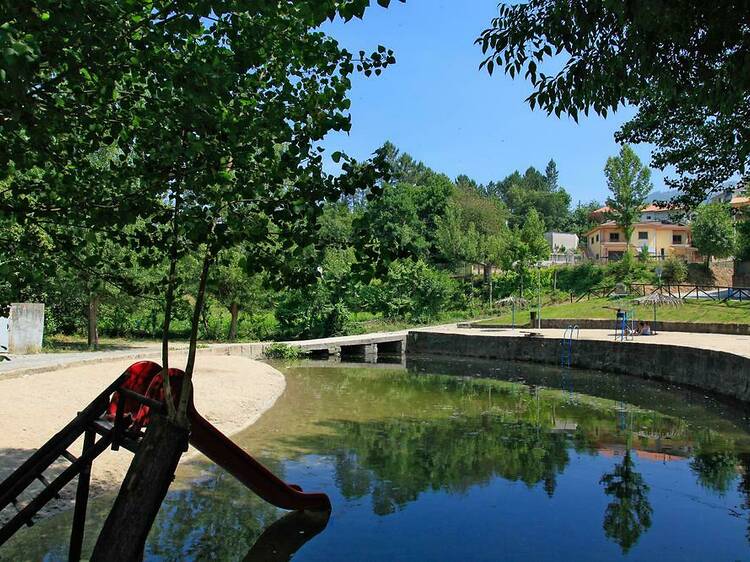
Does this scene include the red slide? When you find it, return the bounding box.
[111,361,331,512]
[187,403,332,511]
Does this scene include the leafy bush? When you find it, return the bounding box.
[238,311,278,341]
[607,251,650,283]
[275,286,352,340]
[491,267,553,301]
[555,262,606,294]
[660,256,687,284]
[264,343,302,360]
[370,259,457,323]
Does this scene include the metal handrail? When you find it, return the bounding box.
[561,324,579,367]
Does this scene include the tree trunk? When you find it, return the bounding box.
[90,414,188,561]
[228,302,239,341]
[87,294,99,349]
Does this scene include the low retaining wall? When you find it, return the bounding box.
[463,318,750,336]
[406,331,750,403]
[8,303,45,353]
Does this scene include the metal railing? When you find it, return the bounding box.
[574,283,750,303]
[560,325,579,367]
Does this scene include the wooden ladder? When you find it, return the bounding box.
[0,373,151,560]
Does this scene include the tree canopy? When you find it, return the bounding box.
[604,145,653,249]
[478,1,750,204]
[691,202,737,267]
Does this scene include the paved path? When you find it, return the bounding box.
[0,343,186,379]
[422,325,750,359]
[2,323,748,378]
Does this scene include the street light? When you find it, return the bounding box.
[536,261,542,329]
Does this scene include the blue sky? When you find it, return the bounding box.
[321,0,669,205]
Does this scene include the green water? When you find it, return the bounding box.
[3,357,750,561]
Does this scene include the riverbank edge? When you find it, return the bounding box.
[407,331,750,404]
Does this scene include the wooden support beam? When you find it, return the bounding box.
[69,429,95,562]
[0,431,112,546]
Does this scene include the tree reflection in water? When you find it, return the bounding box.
[738,454,750,544]
[294,413,574,516]
[599,450,653,553]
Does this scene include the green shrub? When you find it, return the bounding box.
[370,258,456,323]
[660,256,688,284]
[264,343,302,359]
[275,286,353,340]
[607,251,650,283]
[555,262,606,294]
[491,267,554,301]
[237,311,278,341]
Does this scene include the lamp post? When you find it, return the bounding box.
[511,260,519,332]
[536,261,542,329]
[653,265,663,324]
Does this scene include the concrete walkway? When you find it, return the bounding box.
[1,323,748,378]
[0,343,182,379]
[421,325,750,359]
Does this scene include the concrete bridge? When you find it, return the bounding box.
[281,331,407,359]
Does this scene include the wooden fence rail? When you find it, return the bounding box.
[574,283,750,303]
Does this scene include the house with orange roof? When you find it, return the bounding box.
[585,221,700,262]
[585,202,701,262]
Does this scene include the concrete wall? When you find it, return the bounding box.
[544,232,578,252]
[406,331,750,403]
[465,318,750,336]
[8,303,45,354]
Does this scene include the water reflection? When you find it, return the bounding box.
[242,510,330,562]
[301,413,572,515]
[600,449,652,553]
[3,359,750,561]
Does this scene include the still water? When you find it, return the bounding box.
[3,357,750,561]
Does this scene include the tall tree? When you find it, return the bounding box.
[604,145,653,250]
[208,249,269,341]
[570,200,603,239]
[478,1,750,205]
[354,168,454,274]
[520,208,551,262]
[2,1,401,556]
[545,159,560,192]
[487,166,571,231]
[691,202,737,269]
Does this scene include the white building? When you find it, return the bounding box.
[544,232,579,252]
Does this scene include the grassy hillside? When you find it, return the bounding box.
[478,297,750,326]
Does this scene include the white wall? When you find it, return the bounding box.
[8,303,45,353]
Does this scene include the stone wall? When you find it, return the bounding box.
[464,318,750,336]
[406,331,750,403]
[8,303,45,353]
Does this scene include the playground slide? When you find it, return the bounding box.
[187,404,332,512]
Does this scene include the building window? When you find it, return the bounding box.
[595,254,599,259]
[672,234,683,244]
[609,232,620,242]
[638,231,648,240]
[646,215,652,220]
[590,236,594,245]
[596,234,599,242]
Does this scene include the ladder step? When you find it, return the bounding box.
[61,450,78,464]
[10,499,33,527]
[36,475,60,500]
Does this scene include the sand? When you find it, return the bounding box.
[0,352,285,521]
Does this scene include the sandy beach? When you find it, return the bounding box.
[0,353,285,521]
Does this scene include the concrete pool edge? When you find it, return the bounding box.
[406,330,750,404]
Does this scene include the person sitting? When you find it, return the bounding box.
[641,322,653,335]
